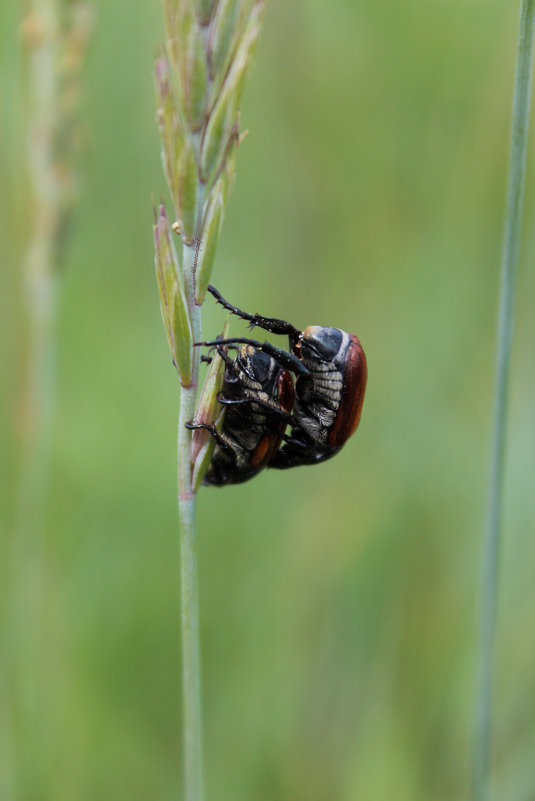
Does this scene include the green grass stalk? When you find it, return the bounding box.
[475,3,535,800]
[177,490,203,801]
[177,304,203,801]
[154,5,265,797]
[178,180,204,801]
[3,3,93,795]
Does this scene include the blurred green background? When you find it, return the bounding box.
[2,0,535,799]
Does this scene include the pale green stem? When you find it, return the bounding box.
[176,210,204,800]
[177,391,203,801]
[474,3,535,800]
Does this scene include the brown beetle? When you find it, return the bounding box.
[187,344,296,485]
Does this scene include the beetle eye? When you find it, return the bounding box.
[301,327,343,361]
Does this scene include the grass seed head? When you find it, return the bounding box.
[153,203,194,384]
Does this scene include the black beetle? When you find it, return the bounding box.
[187,343,298,485]
[201,285,367,469]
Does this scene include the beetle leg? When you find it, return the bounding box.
[184,421,234,454]
[214,344,236,370]
[268,429,322,469]
[279,433,309,448]
[200,347,234,371]
[208,285,299,338]
[196,337,309,377]
[216,393,292,420]
[268,441,320,469]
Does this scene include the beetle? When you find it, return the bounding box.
[186,343,299,485]
[200,285,367,469]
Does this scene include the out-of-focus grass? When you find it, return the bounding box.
[1,0,534,799]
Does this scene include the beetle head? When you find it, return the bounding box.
[300,326,343,363]
[236,344,271,383]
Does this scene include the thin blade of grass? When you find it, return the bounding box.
[475,3,535,800]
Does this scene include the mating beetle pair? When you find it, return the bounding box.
[187,286,368,486]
